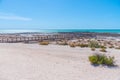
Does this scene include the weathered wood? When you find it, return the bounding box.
[0,34,71,43]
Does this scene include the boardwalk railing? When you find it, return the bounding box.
[0,32,97,43]
[0,34,73,43]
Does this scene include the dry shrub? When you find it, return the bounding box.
[89,40,100,48]
[115,46,120,49]
[39,41,49,45]
[91,47,95,51]
[69,43,76,47]
[56,40,68,45]
[79,43,88,48]
[100,48,107,52]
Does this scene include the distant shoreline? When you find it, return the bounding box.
[0,31,120,43]
[0,29,120,43]
[0,29,120,34]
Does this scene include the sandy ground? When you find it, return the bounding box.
[0,43,120,80]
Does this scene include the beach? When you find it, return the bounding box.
[0,0,119,79]
[0,43,120,80]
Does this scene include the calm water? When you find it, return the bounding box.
[0,29,120,33]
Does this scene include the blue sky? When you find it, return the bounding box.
[0,0,120,29]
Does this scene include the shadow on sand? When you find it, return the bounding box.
[91,64,119,69]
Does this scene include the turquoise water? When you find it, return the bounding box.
[0,29,120,33]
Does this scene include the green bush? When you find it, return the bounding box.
[89,40,100,48]
[104,56,115,66]
[89,55,98,64]
[89,54,115,66]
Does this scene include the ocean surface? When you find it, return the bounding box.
[0,29,120,33]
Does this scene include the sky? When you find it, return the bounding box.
[0,0,120,29]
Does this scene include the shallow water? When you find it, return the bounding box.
[0,29,120,33]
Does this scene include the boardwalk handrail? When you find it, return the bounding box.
[0,34,72,43]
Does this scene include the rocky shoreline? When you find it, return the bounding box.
[0,32,120,43]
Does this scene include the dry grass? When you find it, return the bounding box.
[100,48,107,52]
[39,41,49,45]
[56,40,68,45]
[115,46,120,49]
[69,43,76,47]
[79,43,88,48]
[109,45,114,48]
[91,47,95,51]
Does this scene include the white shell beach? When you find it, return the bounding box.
[0,43,120,80]
[0,0,120,79]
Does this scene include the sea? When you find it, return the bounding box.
[0,29,120,33]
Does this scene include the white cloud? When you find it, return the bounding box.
[0,12,32,21]
[0,16,32,21]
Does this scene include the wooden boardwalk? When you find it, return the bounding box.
[0,34,72,43]
[0,32,97,43]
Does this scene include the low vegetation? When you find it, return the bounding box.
[91,47,95,51]
[89,54,115,66]
[100,46,106,49]
[56,40,68,45]
[69,43,76,47]
[100,48,107,52]
[39,41,49,45]
[89,40,100,48]
[89,40,107,49]
[115,46,120,49]
[79,43,88,48]
[109,46,114,48]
